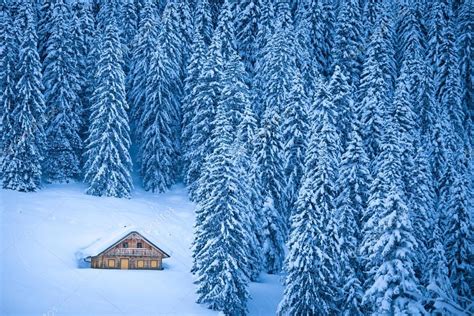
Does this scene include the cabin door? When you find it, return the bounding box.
[120,258,129,269]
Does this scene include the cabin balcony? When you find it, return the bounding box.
[109,248,160,257]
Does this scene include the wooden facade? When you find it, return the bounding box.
[89,231,170,270]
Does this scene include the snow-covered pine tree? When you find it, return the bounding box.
[83,5,132,198]
[236,0,261,85]
[292,0,313,90]
[361,117,425,315]
[279,80,341,315]
[329,65,352,148]
[426,215,463,314]
[37,0,53,62]
[358,5,396,161]
[457,1,473,137]
[185,37,223,202]
[363,0,384,39]
[187,0,238,202]
[282,69,308,217]
[236,97,263,282]
[192,81,250,316]
[139,41,177,193]
[121,0,139,74]
[335,117,371,315]
[252,0,274,118]
[42,0,83,183]
[181,0,213,164]
[70,1,94,132]
[158,1,187,172]
[333,0,364,86]
[193,0,213,46]
[444,152,473,309]
[1,1,46,192]
[127,0,159,139]
[181,30,208,178]
[0,4,17,182]
[254,105,286,274]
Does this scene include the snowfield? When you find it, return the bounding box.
[0,183,283,315]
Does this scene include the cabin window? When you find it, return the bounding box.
[137,260,144,268]
[137,242,143,248]
[108,259,115,268]
[122,242,128,248]
[151,260,158,268]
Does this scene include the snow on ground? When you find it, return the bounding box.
[0,183,283,315]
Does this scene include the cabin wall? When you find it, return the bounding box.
[91,255,163,270]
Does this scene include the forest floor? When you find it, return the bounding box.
[0,182,283,315]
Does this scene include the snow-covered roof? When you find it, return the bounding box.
[78,225,170,259]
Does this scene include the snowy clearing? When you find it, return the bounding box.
[0,183,283,315]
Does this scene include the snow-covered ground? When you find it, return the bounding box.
[0,183,283,315]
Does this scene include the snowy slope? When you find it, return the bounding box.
[0,183,283,315]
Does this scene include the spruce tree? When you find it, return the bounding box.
[181,30,208,177]
[139,42,177,193]
[70,1,94,129]
[333,0,364,86]
[336,118,371,315]
[2,2,46,192]
[37,0,53,62]
[282,69,308,216]
[361,117,425,315]
[236,99,263,282]
[121,0,139,73]
[159,1,186,157]
[444,154,473,308]
[279,80,341,315]
[254,105,286,274]
[358,7,396,160]
[42,0,83,183]
[457,1,472,136]
[0,4,17,181]
[192,90,250,316]
[83,8,132,198]
[236,0,261,83]
[127,0,159,138]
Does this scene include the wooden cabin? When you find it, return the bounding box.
[87,230,170,270]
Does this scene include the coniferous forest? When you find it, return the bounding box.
[0,0,472,315]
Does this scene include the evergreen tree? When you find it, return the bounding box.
[426,216,463,314]
[282,69,308,216]
[185,37,223,202]
[159,1,186,168]
[236,99,263,281]
[37,0,53,62]
[336,118,371,315]
[181,29,208,177]
[444,154,473,308]
[83,8,132,198]
[192,93,250,316]
[279,81,341,315]
[127,0,159,138]
[236,0,261,83]
[0,4,17,181]
[139,42,177,193]
[70,1,95,128]
[457,1,472,136]
[358,7,396,160]
[193,0,213,46]
[42,0,83,183]
[121,0,139,73]
[361,118,425,315]
[2,2,46,192]
[333,0,364,86]
[253,0,274,118]
[254,105,286,274]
